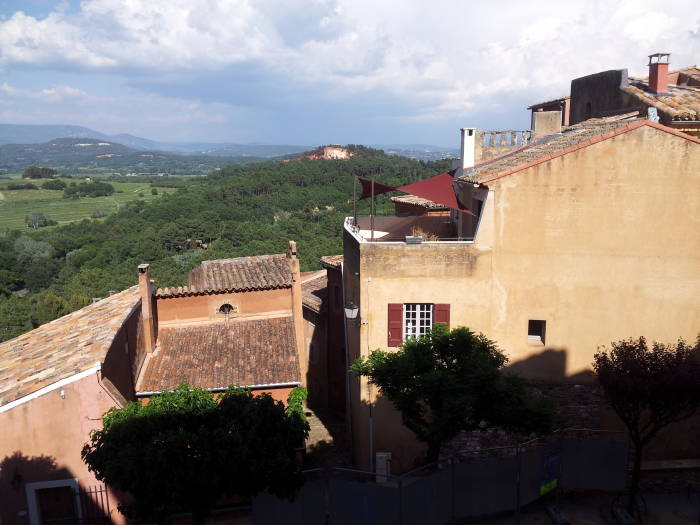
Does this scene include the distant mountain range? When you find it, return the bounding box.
[0,124,458,162]
[0,137,262,174]
[0,124,310,158]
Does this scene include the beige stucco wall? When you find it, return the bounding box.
[0,373,126,525]
[346,125,700,472]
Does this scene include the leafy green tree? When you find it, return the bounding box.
[22,166,57,179]
[352,325,555,461]
[593,336,700,512]
[25,212,56,229]
[82,385,309,524]
[34,291,68,324]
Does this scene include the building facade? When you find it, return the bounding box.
[343,117,700,472]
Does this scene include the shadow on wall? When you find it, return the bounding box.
[505,348,568,381]
[0,452,113,525]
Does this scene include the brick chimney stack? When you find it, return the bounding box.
[287,241,307,386]
[138,264,156,353]
[648,53,670,95]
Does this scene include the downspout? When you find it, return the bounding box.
[340,261,354,455]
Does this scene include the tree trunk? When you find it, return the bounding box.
[627,439,643,514]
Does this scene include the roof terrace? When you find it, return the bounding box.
[344,215,474,244]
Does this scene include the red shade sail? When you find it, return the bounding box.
[358,173,474,215]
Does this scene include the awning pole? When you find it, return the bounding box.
[371,178,375,241]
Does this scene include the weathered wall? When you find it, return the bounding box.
[156,288,293,324]
[0,374,126,525]
[485,126,700,377]
[101,305,142,404]
[570,69,632,124]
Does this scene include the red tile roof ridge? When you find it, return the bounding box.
[478,120,699,184]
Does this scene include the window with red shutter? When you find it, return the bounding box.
[433,304,450,329]
[387,303,403,347]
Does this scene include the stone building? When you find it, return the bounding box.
[342,115,700,472]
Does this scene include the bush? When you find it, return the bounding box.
[7,182,38,190]
[25,212,57,229]
[42,179,67,191]
[63,181,115,199]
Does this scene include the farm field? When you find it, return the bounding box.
[0,177,176,230]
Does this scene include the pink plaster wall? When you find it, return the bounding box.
[0,373,127,525]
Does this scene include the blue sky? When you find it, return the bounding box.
[1,0,698,147]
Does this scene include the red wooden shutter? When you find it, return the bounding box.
[387,303,403,347]
[433,304,450,329]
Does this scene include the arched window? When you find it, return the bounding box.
[218,303,234,315]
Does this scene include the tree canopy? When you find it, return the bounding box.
[1,152,451,341]
[82,385,309,524]
[22,166,57,179]
[351,325,555,461]
[593,335,700,511]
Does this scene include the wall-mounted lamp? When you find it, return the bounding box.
[344,301,359,320]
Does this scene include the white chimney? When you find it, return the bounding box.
[460,127,476,172]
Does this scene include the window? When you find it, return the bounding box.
[388,303,450,347]
[528,320,546,344]
[218,303,235,315]
[26,479,81,525]
[404,303,433,340]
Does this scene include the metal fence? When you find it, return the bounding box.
[75,485,111,525]
[253,430,629,525]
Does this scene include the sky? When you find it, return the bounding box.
[0,0,698,147]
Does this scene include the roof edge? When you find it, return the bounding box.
[480,120,700,184]
[0,363,101,413]
[156,283,292,298]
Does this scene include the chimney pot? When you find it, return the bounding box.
[460,127,476,175]
[288,240,297,257]
[648,53,670,95]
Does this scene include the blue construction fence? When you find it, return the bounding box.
[253,430,629,525]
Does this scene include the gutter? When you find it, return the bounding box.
[135,381,301,398]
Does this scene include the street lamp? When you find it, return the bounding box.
[344,300,359,320]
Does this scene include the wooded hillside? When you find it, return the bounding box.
[0,151,451,341]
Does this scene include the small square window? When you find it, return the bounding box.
[528,320,546,344]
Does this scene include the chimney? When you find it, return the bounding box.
[648,53,670,95]
[287,241,307,386]
[138,264,156,353]
[532,110,562,137]
[460,127,476,172]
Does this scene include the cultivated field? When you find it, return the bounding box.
[0,176,176,230]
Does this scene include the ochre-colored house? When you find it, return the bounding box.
[343,115,700,472]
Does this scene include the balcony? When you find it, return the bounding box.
[345,216,474,243]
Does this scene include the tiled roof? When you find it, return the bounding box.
[319,255,343,269]
[623,82,700,121]
[391,195,447,209]
[302,273,327,312]
[0,286,140,407]
[527,96,570,110]
[157,254,292,298]
[137,317,300,392]
[459,117,700,185]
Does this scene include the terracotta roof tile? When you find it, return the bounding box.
[391,195,447,209]
[459,117,700,184]
[157,254,292,298]
[623,82,700,121]
[138,317,300,392]
[302,274,327,312]
[0,286,140,407]
[319,255,343,269]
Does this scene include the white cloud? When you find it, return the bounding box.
[0,0,698,127]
